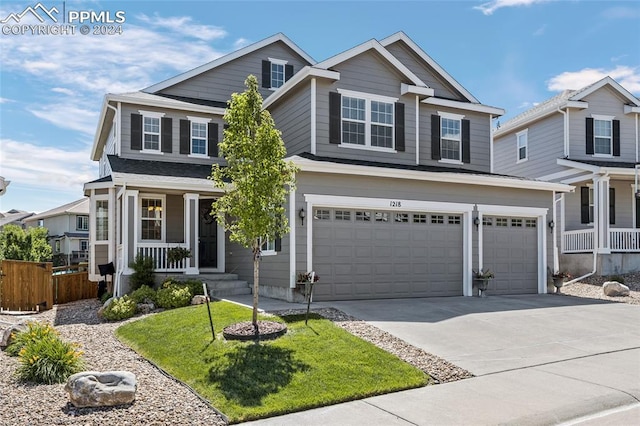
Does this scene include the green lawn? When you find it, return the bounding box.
[116,301,428,423]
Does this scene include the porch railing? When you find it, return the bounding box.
[610,229,640,252]
[562,229,595,253]
[137,243,190,272]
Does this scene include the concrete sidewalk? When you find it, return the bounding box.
[223,294,640,425]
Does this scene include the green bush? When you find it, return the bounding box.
[129,285,157,304]
[162,278,204,296]
[16,334,85,384]
[608,275,625,284]
[129,255,155,291]
[156,284,193,309]
[100,291,113,304]
[102,296,137,321]
[5,321,58,357]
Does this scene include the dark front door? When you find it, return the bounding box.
[199,200,217,268]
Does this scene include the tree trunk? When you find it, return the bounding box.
[252,244,260,327]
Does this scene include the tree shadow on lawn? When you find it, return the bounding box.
[206,344,309,406]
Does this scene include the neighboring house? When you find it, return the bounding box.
[24,198,90,266]
[85,32,571,300]
[0,209,34,231]
[494,77,640,275]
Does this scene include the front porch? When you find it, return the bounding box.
[562,228,640,253]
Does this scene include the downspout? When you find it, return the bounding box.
[552,192,560,273]
[635,113,638,163]
[415,95,420,165]
[557,107,568,157]
[489,115,494,173]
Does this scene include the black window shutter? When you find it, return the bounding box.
[262,60,271,88]
[329,92,341,144]
[208,123,219,157]
[462,119,471,164]
[395,102,405,152]
[275,236,282,252]
[431,114,441,160]
[580,187,590,224]
[161,117,172,153]
[609,188,615,225]
[179,119,190,154]
[131,113,142,151]
[285,64,294,82]
[612,119,620,156]
[586,117,594,155]
[636,197,640,229]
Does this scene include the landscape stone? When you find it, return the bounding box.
[0,321,28,348]
[191,295,208,305]
[97,297,115,319]
[136,302,155,315]
[602,281,630,297]
[65,371,137,408]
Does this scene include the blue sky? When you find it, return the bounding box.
[1,0,639,213]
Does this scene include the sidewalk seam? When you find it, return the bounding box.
[362,400,420,425]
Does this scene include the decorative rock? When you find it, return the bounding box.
[65,371,137,408]
[191,295,208,305]
[603,281,630,297]
[97,297,115,319]
[0,321,28,348]
[136,303,155,315]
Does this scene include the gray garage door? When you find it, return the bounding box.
[483,216,538,295]
[312,208,463,301]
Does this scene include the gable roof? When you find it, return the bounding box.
[143,33,315,94]
[314,38,427,87]
[495,76,640,137]
[25,198,89,222]
[379,32,480,104]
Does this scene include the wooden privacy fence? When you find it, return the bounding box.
[0,260,96,311]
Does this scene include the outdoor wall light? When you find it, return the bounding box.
[299,208,306,225]
[548,220,555,234]
[473,216,480,229]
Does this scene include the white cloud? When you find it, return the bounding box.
[0,97,12,103]
[611,54,629,63]
[233,37,251,50]
[137,14,227,41]
[51,87,75,96]
[601,7,640,20]
[533,24,546,36]
[0,138,96,193]
[474,0,551,15]
[27,102,98,135]
[547,66,640,93]
[517,101,540,109]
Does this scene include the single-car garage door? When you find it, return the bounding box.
[312,208,463,301]
[483,216,538,294]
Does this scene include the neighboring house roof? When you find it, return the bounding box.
[64,232,89,238]
[108,155,214,179]
[25,198,89,223]
[0,211,34,227]
[143,33,316,94]
[495,76,640,137]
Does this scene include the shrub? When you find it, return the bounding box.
[129,255,155,291]
[156,284,193,309]
[608,275,625,284]
[162,278,204,296]
[5,321,58,357]
[100,291,113,304]
[16,335,84,384]
[129,285,157,304]
[102,296,137,321]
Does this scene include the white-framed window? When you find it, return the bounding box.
[339,89,396,151]
[269,58,287,89]
[588,186,594,223]
[187,116,211,157]
[314,209,330,220]
[140,196,164,241]
[55,240,61,253]
[77,215,89,231]
[95,199,109,241]
[439,111,464,163]
[593,115,613,156]
[516,129,528,163]
[80,240,89,251]
[38,219,44,227]
[260,238,276,255]
[143,116,160,151]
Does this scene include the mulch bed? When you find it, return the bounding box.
[222,320,287,341]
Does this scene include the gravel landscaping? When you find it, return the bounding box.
[1,274,638,425]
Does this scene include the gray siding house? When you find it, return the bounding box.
[494,77,640,275]
[85,32,571,300]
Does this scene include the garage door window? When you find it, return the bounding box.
[375,212,389,222]
[314,209,330,220]
[431,215,444,224]
[413,213,427,223]
[395,213,409,223]
[525,219,537,228]
[483,217,493,226]
[448,215,461,225]
[496,218,508,227]
[355,211,371,222]
[511,219,523,227]
[335,210,351,221]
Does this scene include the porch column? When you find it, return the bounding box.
[594,176,611,253]
[184,193,199,275]
[122,189,139,276]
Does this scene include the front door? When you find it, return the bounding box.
[199,200,217,268]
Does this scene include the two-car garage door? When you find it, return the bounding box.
[312,208,463,301]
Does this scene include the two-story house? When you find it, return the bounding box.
[85,32,571,301]
[494,77,640,276]
[24,198,90,265]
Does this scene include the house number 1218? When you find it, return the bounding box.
[389,201,402,207]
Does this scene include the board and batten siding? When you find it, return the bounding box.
[568,87,638,162]
[269,80,312,156]
[383,40,466,101]
[494,113,565,179]
[158,41,310,103]
[120,103,225,165]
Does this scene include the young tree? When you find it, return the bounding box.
[0,224,52,262]
[211,75,297,327]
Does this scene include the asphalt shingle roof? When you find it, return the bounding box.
[108,155,214,179]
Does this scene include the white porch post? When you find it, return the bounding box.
[184,193,199,275]
[595,176,611,253]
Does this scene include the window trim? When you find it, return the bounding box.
[95,198,109,242]
[516,129,528,163]
[80,240,89,251]
[337,89,398,152]
[268,57,288,90]
[587,184,594,225]
[260,237,277,256]
[187,115,211,158]
[138,110,165,154]
[76,215,89,231]
[438,111,464,164]
[591,114,614,157]
[139,194,166,242]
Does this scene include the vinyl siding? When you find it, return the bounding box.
[165,194,184,244]
[119,103,225,165]
[569,86,638,162]
[269,80,312,156]
[158,41,310,103]
[494,113,565,178]
[384,40,467,101]
[564,179,636,230]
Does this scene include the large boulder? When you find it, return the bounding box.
[97,297,115,319]
[603,281,630,297]
[136,302,155,315]
[191,295,207,305]
[0,321,28,349]
[65,371,137,408]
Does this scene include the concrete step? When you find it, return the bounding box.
[205,279,251,297]
[198,273,240,282]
